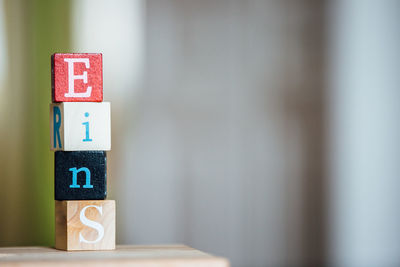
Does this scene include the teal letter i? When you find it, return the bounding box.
[82,112,92,142]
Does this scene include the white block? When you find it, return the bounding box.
[50,102,111,151]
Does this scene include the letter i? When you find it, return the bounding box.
[82,112,92,142]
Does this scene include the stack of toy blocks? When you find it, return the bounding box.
[50,53,115,251]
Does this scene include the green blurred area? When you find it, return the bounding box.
[0,0,70,246]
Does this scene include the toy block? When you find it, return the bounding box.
[55,200,115,251]
[52,53,103,102]
[55,151,107,200]
[50,102,111,151]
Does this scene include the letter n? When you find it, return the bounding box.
[69,167,93,189]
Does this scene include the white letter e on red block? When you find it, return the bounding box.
[64,58,92,98]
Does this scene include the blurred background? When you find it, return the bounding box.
[0,0,399,266]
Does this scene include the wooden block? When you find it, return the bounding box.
[52,53,103,102]
[55,151,107,200]
[55,200,115,251]
[50,102,111,151]
[0,245,230,266]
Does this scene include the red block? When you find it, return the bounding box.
[52,53,103,102]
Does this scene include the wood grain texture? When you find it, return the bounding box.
[0,245,229,266]
[55,200,115,251]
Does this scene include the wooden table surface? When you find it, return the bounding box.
[0,245,229,266]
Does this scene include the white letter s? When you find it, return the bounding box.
[79,205,104,244]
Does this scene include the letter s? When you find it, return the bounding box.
[79,205,104,244]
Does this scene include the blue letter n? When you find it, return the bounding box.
[69,167,93,189]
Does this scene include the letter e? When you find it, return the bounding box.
[64,58,92,98]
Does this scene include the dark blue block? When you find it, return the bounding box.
[55,151,107,200]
